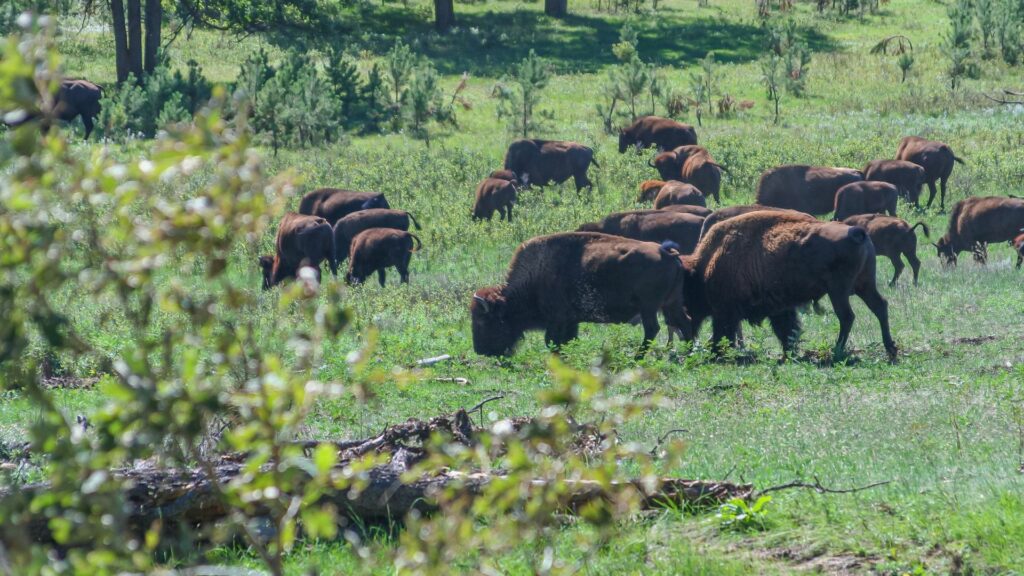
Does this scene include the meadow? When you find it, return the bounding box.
[4,0,1024,572]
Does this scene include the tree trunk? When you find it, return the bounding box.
[545,0,567,17]
[143,0,162,73]
[110,0,131,83]
[434,0,455,31]
[127,0,144,80]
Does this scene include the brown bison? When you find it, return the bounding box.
[679,212,897,361]
[638,179,667,202]
[698,204,814,239]
[4,79,103,140]
[935,196,1024,265]
[833,181,899,221]
[649,145,707,181]
[299,188,390,225]
[488,169,523,186]
[503,139,599,192]
[755,165,863,215]
[473,177,518,222]
[653,182,706,209]
[843,214,929,286]
[1012,233,1024,269]
[679,151,724,204]
[346,228,422,286]
[470,232,686,358]
[863,160,926,206]
[258,213,337,289]
[895,136,965,211]
[577,210,704,255]
[333,209,421,264]
[659,204,712,218]
[619,116,697,153]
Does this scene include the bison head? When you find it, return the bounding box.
[650,152,680,181]
[576,222,602,232]
[934,238,957,266]
[258,255,275,290]
[618,131,631,154]
[471,287,522,357]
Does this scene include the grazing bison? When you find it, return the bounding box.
[833,181,899,221]
[699,204,814,239]
[896,136,965,211]
[863,160,926,206]
[258,213,336,289]
[503,139,599,192]
[935,196,1024,265]
[577,210,704,255]
[755,165,863,215]
[470,232,686,358]
[473,177,518,222]
[488,169,522,186]
[649,145,708,181]
[679,212,897,361]
[680,151,724,204]
[333,209,421,264]
[299,188,390,225]
[653,182,706,209]
[4,79,103,140]
[346,228,422,286]
[659,204,712,218]
[1012,233,1024,269]
[638,179,667,202]
[618,116,697,153]
[844,214,929,286]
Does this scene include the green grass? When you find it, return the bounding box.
[8,0,1024,572]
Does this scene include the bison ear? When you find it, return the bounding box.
[472,293,492,314]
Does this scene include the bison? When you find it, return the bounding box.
[679,151,723,204]
[470,232,686,358]
[863,160,926,206]
[755,165,863,215]
[577,210,704,255]
[935,196,1024,265]
[258,213,336,290]
[658,204,712,218]
[648,145,708,181]
[896,136,965,212]
[333,209,421,264]
[1012,233,1024,269]
[4,78,103,140]
[653,182,706,209]
[638,179,667,202]
[503,139,599,192]
[699,204,814,240]
[473,177,518,222]
[832,181,899,221]
[488,169,523,186]
[679,212,897,361]
[298,188,390,225]
[843,214,929,286]
[619,116,697,153]
[346,228,422,286]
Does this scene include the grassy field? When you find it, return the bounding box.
[6,0,1024,573]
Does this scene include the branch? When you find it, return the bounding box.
[983,93,1024,105]
[649,428,687,457]
[755,475,891,498]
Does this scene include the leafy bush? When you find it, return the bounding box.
[717,495,773,531]
[494,49,552,137]
[597,23,667,134]
[97,60,213,139]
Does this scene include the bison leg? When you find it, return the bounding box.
[938,176,948,212]
[768,309,801,358]
[377,269,386,287]
[906,251,922,285]
[81,114,95,141]
[855,283,897,361]
[636,309,661,359]
[573,172,593,193]
[888,255,905,287]
[827,290,856,361]
[506,202,514,223]
[496,206,505,221]
[1017,253,1022,270]
[710,313,741,357]
[924,180,938,210]
[544,323,579,352]
[398,254,411,284]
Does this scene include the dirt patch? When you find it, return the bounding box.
[760,545,877,575]
[41,376,99,390]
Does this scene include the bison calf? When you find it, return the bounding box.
[258,213,336,289]
[833,181,899,221]
[470,232,686,358]
[1012,233,1024,269]
[334,209,421,264]
[653,182,706,209]
[619,116,697,153]
[473,178,518,222]
[756,165,863,215]
[863,159,926,206]
[935,196,1024,265]
[346,229,422,286]
[638,179,667,203]
[896,136,964,211]
[578,210,704,255]
[299,188,390,225]
[844,214,928,286]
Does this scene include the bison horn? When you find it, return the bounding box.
[472,294,491,313]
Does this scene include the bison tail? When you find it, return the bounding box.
[409,233,423,252]
[589,151,601,169]
[407,212,422,230]
[911,222,930,238]
[953,155,966,165]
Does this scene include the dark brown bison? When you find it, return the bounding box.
[863,160,926,206]
[618,116,697,153]
[298,188,390,225]
[896,136,965,211]
[1012,233,1024,269]
[833,181,899,221]
[698,204,814,239]
[679,151,724,204]
[333,209,421,264]
[638,179,667,202]
[755,165,863,215]
[679,212,897,361]
[648,145,707,181]
[488,169,523,186]
[346,228,422,286]
[653,182,706,209]
[843,214,928,286]
[935,196,1024,265]
[4,79,103,140]
[577,210,704,255]
[659,204,712,218]
[470,232,686,358]
[503,139,599,191]
[258,213,336,290]
[473,177,518,222]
